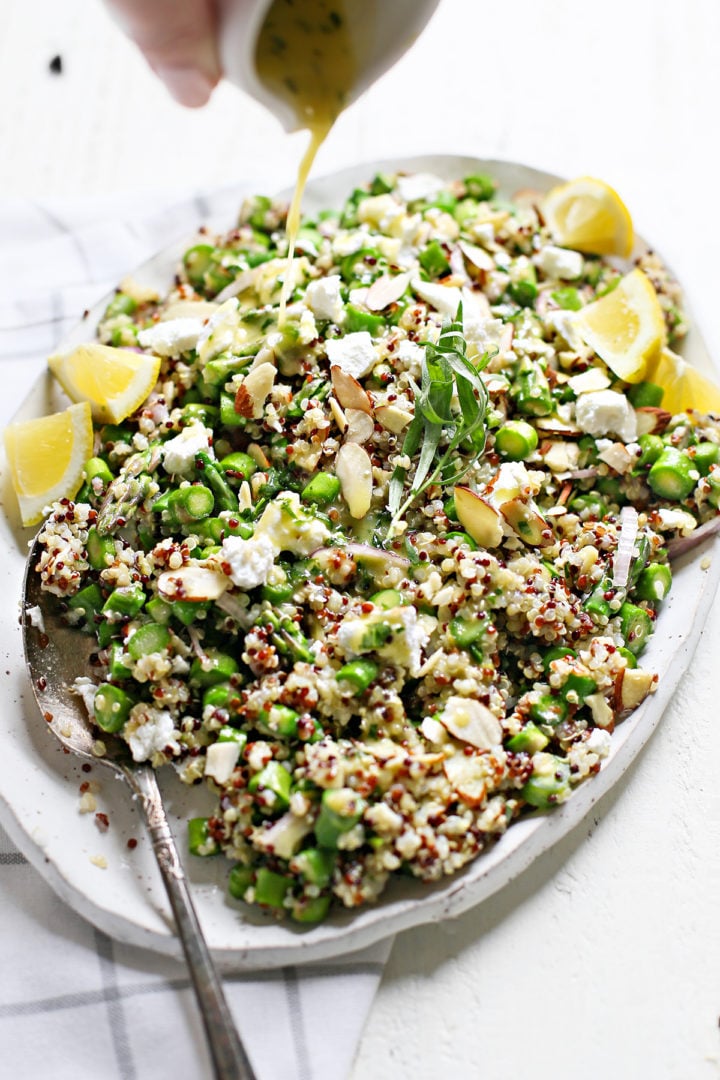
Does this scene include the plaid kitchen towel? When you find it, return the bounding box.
[0,188,393,1080]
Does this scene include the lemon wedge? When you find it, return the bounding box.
[572,269,666,383]
[3,401,93,526]
[645,348,720,415]
[542,176,634,257]
[48,343,161,424]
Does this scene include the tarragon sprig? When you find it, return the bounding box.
[386,304,493,537]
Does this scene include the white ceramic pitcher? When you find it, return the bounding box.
[218,0,441,131]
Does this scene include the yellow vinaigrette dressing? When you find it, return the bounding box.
[254,0,360,320]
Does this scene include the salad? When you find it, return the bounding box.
[28,169,720,924]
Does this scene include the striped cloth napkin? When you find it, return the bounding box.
[0,189,392,1080]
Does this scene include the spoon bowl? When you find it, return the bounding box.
[22,535,256,1080]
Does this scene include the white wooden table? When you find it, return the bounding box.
[2,1,720,1076]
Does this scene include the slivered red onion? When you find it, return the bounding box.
[567,467,600,480]
[188,625,211,667]
[667,515,720,559]
[612,506,639,588]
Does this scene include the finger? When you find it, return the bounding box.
[105,0,221,107]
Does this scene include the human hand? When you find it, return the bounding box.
[104,0,221,107]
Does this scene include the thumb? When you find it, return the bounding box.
[105,0,221,107]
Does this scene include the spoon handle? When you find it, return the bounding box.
[130,764,257,1080]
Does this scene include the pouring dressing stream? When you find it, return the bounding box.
[254,0,360,319]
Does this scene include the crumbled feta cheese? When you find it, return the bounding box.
[396,172,446,204]
[138,318,204,358]
[439,696,503,750]
[161,421,213,475]
[536,245,584,280]
[220,533,275,589]
[205,741,241,785]
[26,604,45,632]
[326,331,378,380]
[73,677,97,717]
[575,390,638,442]
[357,194,402,229]
[586,728,612,757]
[396,340,424,366]
[471,221,495,246]
[332,232,364,258]
[298,307,319,344]
[127,708,178,762]
[486,461,537,506]
[247,741,273,773]
[464,316,507,356]
[256,492,330,555]
[305,274,345,323]
[336,605,428,676]
[545,309,586,352]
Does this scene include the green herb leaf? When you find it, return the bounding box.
[386,303,491,536]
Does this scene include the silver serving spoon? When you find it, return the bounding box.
[22,537,257,1080]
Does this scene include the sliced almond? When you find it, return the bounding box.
[535,416,582,436]
[567,368,611,395]
[542,441,580,474]
[336,443,373,518]
[344,408,374,445]
[365,270,412,311]
[240,362,276,419]
[635,407,672,435]
[411,278,462,316]
[247,442,270,469]
[331,365,373,415]
[329,396,348,433]
[586,692,614,729]
[619,667,656,711]
[248,342,278,371]
[439,696,503,749]
[157,566,228,602]
[205,742,241,785]
[442,753,488,808]
[597,443,634,474]
[375,404,413,434]
[458,240,495,272]
[237,480,253,512]
[499,498,552,547]
[454,485,503,547]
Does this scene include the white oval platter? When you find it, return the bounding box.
[1,154,718,971]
